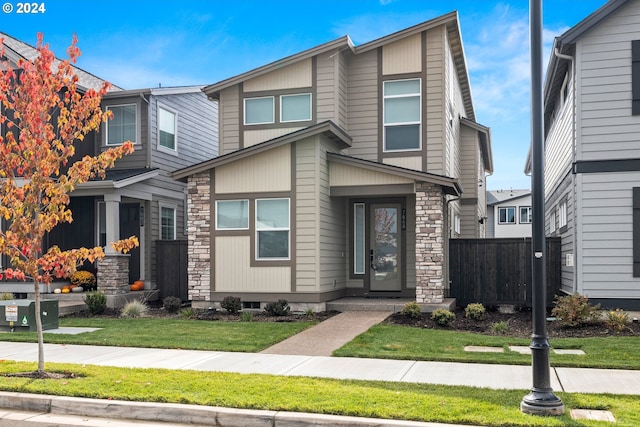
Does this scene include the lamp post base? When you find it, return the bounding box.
[521,390,565,416]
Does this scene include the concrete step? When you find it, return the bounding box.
[326,297,456,313]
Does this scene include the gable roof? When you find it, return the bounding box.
[487,189,531,206]
[172,120,351,181]
[0,32,123,92]
[203,11,476,121]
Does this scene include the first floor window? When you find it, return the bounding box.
[216,200,249,230]
[383,79,421,151]
[520,206,532,224]
[161,207,176,240]
[256,198,289,259]
[354,203,365,274]
[498,207,516,224]
[244,96,274,125]
[107,104,136,145]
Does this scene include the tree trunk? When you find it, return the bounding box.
[34,278,45,373]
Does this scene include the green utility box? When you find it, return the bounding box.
[0,299,59,332]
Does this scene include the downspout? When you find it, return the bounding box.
[553,47,577,293]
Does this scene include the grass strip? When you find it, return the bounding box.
[1,361,639,426]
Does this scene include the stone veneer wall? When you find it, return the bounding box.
[97,254,130,295]
[187,171,211,305]
[415,182,445,304]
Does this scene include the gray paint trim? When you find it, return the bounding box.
[633,40,640,115]
[633,187,640,277]
[573,159,640,174]
[209,289,346,304]
[460,198,478,205]
[331,184,415,197]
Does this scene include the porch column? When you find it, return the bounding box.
[97,193,130,296]
[103,193,120,255]
[187,171,211,308]
[415,182,445,304]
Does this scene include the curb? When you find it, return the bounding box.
[0,391,476,427]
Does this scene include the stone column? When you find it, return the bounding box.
[97,254,130,294]
[187,171,211,308]
[415,182,445,304]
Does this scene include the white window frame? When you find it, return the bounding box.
[280,93,312,123]
[106,103,137,146]
[383,78,422,152]
[558,201,567,229]
[520,206,532,224]
[215,199,249,230]
[255,198,290,260]
[549,210,557,234]
[158,105,178,152]
[244,96,275,125]
[160,204,177,240]
[353,203,365,275]
[498,207,516,224]
[454,214,461,234]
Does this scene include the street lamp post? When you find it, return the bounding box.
[521,0,565,416]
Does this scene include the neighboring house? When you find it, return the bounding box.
[486,189,532,238]
[173,12,493,310]
[0,33,218,299]
[525,0,640,309]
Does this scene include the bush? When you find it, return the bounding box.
[83,291,107,315]
[401,301,421,318]
[551,293,600,327]
[240,311,253,322]
[0,292,14,301]
[491,321,509,335]
[221,296,242,314]
[163,296,182,313]
[70,270,97,292]
[605,309,629,332]
[264,299,290,316]
[120,300,149,318]
[431,308,455,326]
[465,303,486,320]
[179,308,194,319]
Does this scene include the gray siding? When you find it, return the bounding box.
[546,172,574,294]
[220,86,241,154]
[425,27,445,175]
[345,49,378,161]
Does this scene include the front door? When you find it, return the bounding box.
[369,203,402,291]
[119,203,140,284]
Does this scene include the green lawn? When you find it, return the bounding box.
[334,325,640,369]
[2,360,640,426]
[0,317,314,352]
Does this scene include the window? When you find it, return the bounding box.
[216,200,249,230]
[498,207,516,224]
[107,104,136,145]
[383,79,421,151]
[454,214,461,234]
[558,201,567,229]
[520,206,532,224]
[161,207,176,240]
[256,198,290,260]
[158,107,177,150]
[353,203,365,274]
[549,210,557,234]
[244,97,274,125]
[281,93,311,122]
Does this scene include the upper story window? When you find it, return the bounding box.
[383,78,421,152]
[558,201,567,229]
[216,199,249,230]
[158,106,177,151]
[281,93,311,122]
[549,210,557,234]
[498,207,516,224]
[520,206,532,224]
[244,96,274,125]
[106,104,136,145]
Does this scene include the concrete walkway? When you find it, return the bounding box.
[261,310,392,356]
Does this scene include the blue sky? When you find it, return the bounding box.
[1,0,608,190]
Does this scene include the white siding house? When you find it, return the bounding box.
[526,0,640,309]
[486,190,532,238]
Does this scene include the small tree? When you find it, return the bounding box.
[0,34,137,375]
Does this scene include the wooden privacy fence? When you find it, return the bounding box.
[449,238,561,308]
[155,240,188,301]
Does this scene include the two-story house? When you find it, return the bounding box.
[486,189,532,238]
[0,33,218,303]
[173,11,492,311]
[525,0,640,309]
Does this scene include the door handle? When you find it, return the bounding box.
[370,249,378,271]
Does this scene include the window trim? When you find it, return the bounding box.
[157,104,178,153]
[244,96,275,125]
[280,93,312,123]
[519,206,532,224]
[498,206,516,225]
[558,201,568,230]
[549,210,557,234]
[105,103,138,146]
[255,198,290,261]
[215,199,250,231]
[160,204,177,241]
[383,78,422,152]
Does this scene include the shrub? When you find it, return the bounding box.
[163,296,182,313]
[605,309,629,332]
[264,299,290,316]
[179,308,194,319]
[70,270,97,292]
[120,300,149,318]
[465,303,486,320]
[401,301,421,318]
[491,321,509,335]
[221,296,242,314]
[431,308,455,326]
[240,311,253,322]
[83,291,107,315]
[0,292,14,301]
[551,293,600,327]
